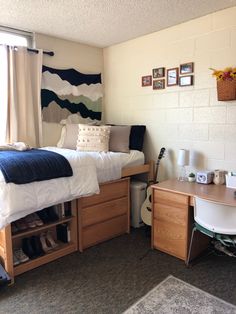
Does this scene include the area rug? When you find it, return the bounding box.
[124,275,236,314]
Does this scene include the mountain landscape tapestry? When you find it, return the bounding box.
[41,65,102,123]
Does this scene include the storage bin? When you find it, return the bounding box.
[217,80,236,101]
[130,180,147,228]
[225,175,236,189]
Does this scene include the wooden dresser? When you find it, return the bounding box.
[77,177,130,252]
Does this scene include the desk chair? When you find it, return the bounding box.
[187,196,236,266]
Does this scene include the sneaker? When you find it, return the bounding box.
[14,219,28,231]
[13,252,20,266]
[24,215,37,228]
[31,213,44,227]
[14,248,30,263]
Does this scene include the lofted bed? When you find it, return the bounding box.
[0,146,153,283]
[0,55,154,283]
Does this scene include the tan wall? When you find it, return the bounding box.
[103,7,236,180]
[35,33,103,73]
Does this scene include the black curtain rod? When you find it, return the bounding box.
[27,48,54,56]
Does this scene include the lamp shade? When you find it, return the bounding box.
[177,149,189,166]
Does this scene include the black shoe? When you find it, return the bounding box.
[45,207,59,222]
[30,236,45,257]
[22,238,36,259]
[37,209,51,224]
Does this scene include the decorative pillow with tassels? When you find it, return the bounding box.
[76,124,111,152]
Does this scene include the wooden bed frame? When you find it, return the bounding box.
[0,161,154,283]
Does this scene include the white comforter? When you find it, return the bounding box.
[0,147,100,229]
[0,148,143,229]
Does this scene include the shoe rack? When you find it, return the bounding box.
[0,200,77,283]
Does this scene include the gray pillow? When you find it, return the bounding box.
[109,126,131,153]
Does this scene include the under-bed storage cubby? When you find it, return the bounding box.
[0,200,77,283]
[77,178,130,252]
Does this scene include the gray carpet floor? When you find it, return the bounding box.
[0,228,236,314]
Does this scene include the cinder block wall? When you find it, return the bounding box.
[103,7,236,179]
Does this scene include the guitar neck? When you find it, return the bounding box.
[149,148,165,185]
[154,161,160,184]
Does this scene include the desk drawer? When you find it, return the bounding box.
[153,190,189,207]
[153,203,188,226]
[80,178,129,208]
[153,219,187,260]
[82,197,128,227]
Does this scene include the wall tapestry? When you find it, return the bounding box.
[41,65,102,123]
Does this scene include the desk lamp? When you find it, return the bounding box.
[177,149,189,181]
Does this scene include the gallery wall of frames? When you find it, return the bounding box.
[141,62,194,90]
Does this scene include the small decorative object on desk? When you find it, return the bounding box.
[213,169,226,185]
[225,172,236,189]
[210,67,236,101]
[188,173,195,182]
[196,171,214,184]
[177,149,189,181]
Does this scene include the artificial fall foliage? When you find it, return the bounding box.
[210,67,236,81]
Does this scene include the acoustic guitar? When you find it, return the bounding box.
[141,147,166,226]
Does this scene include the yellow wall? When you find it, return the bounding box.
[103,7,236,179]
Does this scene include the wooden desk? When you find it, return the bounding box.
[151,179,236,262]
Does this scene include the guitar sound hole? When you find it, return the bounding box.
[149,195,152,203]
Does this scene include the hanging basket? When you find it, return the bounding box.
[217,80,236,101]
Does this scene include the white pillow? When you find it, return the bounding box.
[57,126,66,148]
[42,122,64,147]
[57,124,79,150]
[77,124,111,152]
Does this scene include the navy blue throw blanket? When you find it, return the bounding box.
[0,149,73,184]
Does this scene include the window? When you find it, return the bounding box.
[0,26,34,143]
[0,26,34,47]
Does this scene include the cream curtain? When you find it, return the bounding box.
[5,46,43,147]
[0,46,8,143]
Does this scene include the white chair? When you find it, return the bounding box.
[187,197,236,266]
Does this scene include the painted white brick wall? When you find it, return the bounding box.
[104,7,236,179]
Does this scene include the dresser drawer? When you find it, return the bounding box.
[153,189,189,208]
[82,215,128,249]
[153,203,188,226]
[153,219,187,260]
[82,197,128,227]
[80,178,129,208]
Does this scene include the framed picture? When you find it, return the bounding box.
[179,75,194,86]
[180,62,194,74]
[167,68,178,86]
[153,79,165,90]
[142,75,152,87]
[153,67,165,78]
